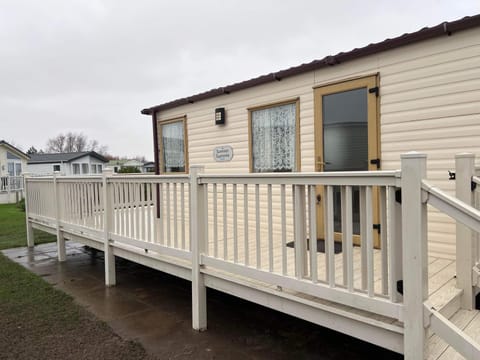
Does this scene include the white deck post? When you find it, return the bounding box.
[53,171,66,262]
[401,152,428,360]
[190,165,207,331]
[23,173,34,248]
[102,168,116,286]
[455,153,475,310]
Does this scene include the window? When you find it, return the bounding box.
[91,164,97,174]
[249,100,299,173]
[81,163,89,174]
[6,152,22,176]
[159,118,187,173]
[72,164,80,175]
[7,162,14,176]
[97,164,102,173]
[53,165,61,172]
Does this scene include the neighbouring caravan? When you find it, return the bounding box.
[142,15,480,260]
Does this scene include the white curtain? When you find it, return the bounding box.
[252,103,296,172]
[162,121,185,171]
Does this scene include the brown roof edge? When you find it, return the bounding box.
[141,14,480,115]
[0,140,30,159]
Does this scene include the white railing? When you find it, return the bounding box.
[25,168,404,317]
[418,153,480,360]
[197,171,403,318]
[23,153,480,360]
[453,154,480,311]
[0,176,24,192]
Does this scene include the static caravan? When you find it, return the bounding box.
[24,15,480,357]
[27,151,108,176]
[142,15,480,260]
[0,140,29,204]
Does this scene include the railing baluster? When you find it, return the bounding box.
[255,184,261,269]
[181,182,186,250]
[341,186,347,286]
[130,183,136,238]
[158,183,164,244]
[115,183,121,235]
[76,182,81,224]
[233,184,238,263]
[294,185,306,279]
[79,182,84,225]
[380,186,388,296]
[326,185,335,287]
[388,186,402,303]
[281,184,287,275]
[366,186,374,297]
[153,183,159,244]
[268,184,273,272]
[135,183,140,239]
[173,182,178,248]
[140,183,146,241]
[360,186,367,290]
[92,182,98,228]
[223,183,228,260]
[345,186,354,292]
[125,183,130,237]
[243,184,249,266]
[64,183,70,224]
[84,182,89,226]
[146,183,152,242]
[166,182,171,246]
[75,182,80,224]
[213,183,218,257]
[308,185,318,283]
[89,182,94,226]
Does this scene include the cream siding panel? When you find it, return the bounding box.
[27,163,60,175]
[155,27,480,259]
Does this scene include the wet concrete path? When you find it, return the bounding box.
[3,242,401,359]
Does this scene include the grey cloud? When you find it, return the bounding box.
[1,0,478,158]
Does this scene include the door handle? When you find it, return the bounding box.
[316,156,325,171]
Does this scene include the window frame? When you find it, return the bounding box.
[248,98,301,173]
[53,164,61,172]
[157,116,189,175]
[72,163,80,175]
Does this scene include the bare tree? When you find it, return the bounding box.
[46,134,64,152]
[27,146,38,154]
[46,132,108,154]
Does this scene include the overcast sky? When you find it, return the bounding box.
[1,0,479,159]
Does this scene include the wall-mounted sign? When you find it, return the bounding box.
[213,145,233,162]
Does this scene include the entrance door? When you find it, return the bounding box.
[313,75,380,247]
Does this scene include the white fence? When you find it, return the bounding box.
[24,153,480,360]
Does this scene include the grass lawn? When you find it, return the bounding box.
[0,203,56,250]
[0,252,151,359]
[0,203,153,359]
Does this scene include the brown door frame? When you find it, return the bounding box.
[313,74,380,247]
